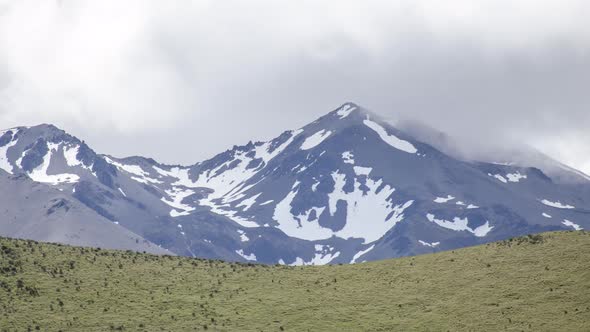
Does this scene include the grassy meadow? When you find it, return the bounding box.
[1,231,589,331]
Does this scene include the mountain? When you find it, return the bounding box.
[1,102,588,264]
[1,231,589,331]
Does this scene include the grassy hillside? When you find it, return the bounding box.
[1,231,589,331]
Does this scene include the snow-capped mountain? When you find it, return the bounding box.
[1,102,588,264]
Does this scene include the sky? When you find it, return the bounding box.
[0,0,589,172]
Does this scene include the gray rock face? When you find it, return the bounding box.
[0,174,171,255]
[0,103,588,264]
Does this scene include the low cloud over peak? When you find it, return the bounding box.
[0,0,589,172]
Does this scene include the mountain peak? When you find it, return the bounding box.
[303,102,412,147]
[15,123,69,141]
[324,102,395,127]
[35,123,60,130]
[327,102,366,119]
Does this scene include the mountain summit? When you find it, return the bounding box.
[0,103,588,264]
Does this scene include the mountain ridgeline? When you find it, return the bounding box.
[0,103,589,264]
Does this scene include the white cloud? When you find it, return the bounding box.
[0,0,589,172]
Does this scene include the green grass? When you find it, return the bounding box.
[1,231,589,331]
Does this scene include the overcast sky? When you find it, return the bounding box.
[1,1,589,172]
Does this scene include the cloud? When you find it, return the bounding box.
[0,0,589,172]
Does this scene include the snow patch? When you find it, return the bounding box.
[283,257,305,266]
[328,171,408,242]
[353,166,372,176]
[63,145,83,167]
[308,245,340,265]
[433,195,478,208]
[273,189,332,240]
[273,170,413,243]
[28,143,80,185]
[336,104,357,119]
[506,172,527,182]
[236,193,262,211]
[491,172,526,183]
[328,171,413,243]
[426,213,493,237]
[237,230,249,242]
[418,240,440,248]
[434,195,455,203]
[235,249,257,261]
[493,174,508,183]
[0,135,18,174]
[106,157,162,184]
[492,161,514,166]
[540,199,575,209]
[201,199,261,228]
[161,187,195,217]
[342,151,354,164]
[300,129,332,150]
[152,166,195,187]
[279,246,341,266]
[165,128,303,227]
[155,164,266,225]
[350,245,375,264]
[363,118,417,154]
[562,219,582,230]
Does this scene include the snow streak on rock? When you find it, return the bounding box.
[426,213,493,237]
[363,118,417,154]
[541,199,575,209]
